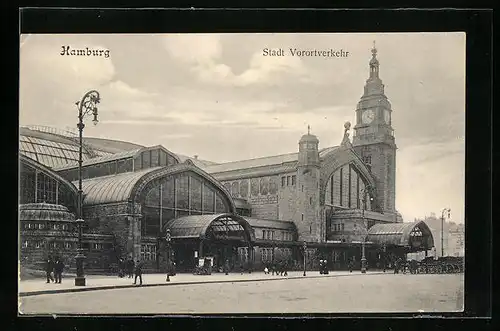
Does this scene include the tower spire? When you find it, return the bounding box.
[369,40,379,79]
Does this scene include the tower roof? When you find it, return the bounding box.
[368,40,380,79]
[299,125,319,143]
[369,41,379,66]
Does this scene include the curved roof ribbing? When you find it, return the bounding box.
[54,149,141,171]
[76,167,161,205]
[54,145,182,171]
[367,220,434,247]
[77,163,236,212]
[20,131,93,169]
[163,213,256,242]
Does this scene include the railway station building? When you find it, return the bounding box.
[19,46,434,273]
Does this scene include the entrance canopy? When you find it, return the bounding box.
[163,213,256,242]
[367,220,434,250]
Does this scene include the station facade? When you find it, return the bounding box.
[19,46,434,273]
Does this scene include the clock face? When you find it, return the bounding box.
[362,109,375,124]
[384,110,391,124]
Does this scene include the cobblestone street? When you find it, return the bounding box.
[19,273,463,314]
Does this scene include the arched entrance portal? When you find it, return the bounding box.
[162,213,255,272]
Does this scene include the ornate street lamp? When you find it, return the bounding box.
[74,90,100,287]
[303,240,307,276]
[165,228,172,282]
[440,208,451,257]
[359,187,374,274]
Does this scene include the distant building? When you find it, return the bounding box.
[407,214,464,260]
[448,222,465,257]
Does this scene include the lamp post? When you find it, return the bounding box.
[303,240,307,276]
[382,243,387,272]
[74,90,100,287]
[165,228,171,282]
[440,208,451,257]
[359,187,373,274]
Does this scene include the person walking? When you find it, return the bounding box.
[118,258,124,278]
[45,256,55,283]
[394,258,400,274]
[133,260,143,285]
[126,257,134,278]
[54,257,64,284]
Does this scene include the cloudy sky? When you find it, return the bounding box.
[19,33,465,223]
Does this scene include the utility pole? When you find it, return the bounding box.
[440,208,451,257]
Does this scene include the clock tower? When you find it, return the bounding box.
[353,42,397,214]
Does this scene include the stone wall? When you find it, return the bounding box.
[278,172,298,222]
[295,166,321,242]
[83,202,142,261]
[20,231,115,273]
[326,210,369,242]
[221,174,284,220]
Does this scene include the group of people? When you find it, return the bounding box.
[45,256,65,284]
[118,257,144,285]
[263,262,289,276]
[117,257,136,278]
[393,258,420,274]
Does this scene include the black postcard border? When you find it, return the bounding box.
[7,6,494,331]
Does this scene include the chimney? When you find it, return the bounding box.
[193,155,198,160]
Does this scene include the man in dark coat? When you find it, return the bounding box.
[126,257,134,278]
[54,257,64,284]
[133,260,143,285]
[348,258,354,273]
[45,256,55,283]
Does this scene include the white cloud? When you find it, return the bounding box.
[163,34,222,64]
[233,51,308,86]
[163,34,310,86]
[396,139,465,222]
[107,80,157,98]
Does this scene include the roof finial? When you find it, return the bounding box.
[371,40,377,56]
[307,125,310,135]
[341,121,353,148]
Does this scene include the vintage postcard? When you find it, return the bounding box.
[18,32,465,315]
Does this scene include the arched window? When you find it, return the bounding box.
[324,165,372,211]
[141,172,232,236]
[19,160,77,212]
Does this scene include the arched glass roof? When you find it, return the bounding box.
[20,134,92,169]
[78,167,162,205]
[163,213,255,242]
[367,220,434,248]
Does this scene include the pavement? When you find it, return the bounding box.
[19,270,385,296]
[19,273,464,314]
